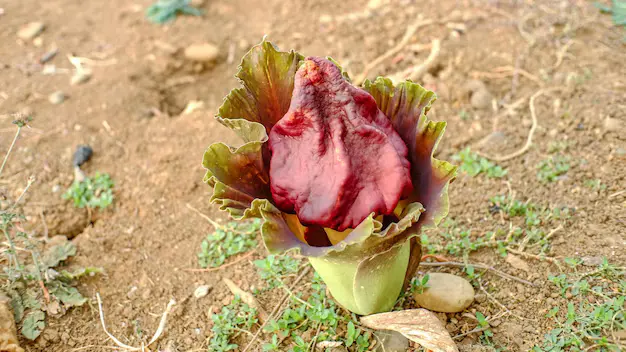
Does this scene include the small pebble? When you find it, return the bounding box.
[18,21,45,40]
[72,145,93,167]
[604,117,623,132]
[413,273,475,313]
[470,88,493,110]
[194,285,212,299]
[48,91,66,105]
[184,43,220,62]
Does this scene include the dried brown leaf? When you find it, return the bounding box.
[360,309,458,352]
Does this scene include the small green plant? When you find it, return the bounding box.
[63,172,114,209]
[548,140,570,154]
[1,118,101,339]
[584,179,607,191]
[452,147,507,178]
[534,259,625,351]
[209,296,258,351]
[422,195,571,260]
[254,254,300,290]
[146,0,202,24]
[410,274,430,295]
[595,0,626,27]
[475,311,494,344]
[197,219,260,268]
[537,155,570,183]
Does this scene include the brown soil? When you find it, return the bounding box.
[1,0,624,351]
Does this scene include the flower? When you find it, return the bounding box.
[203,40,456,315]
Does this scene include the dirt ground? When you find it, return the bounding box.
[1,0,625,351]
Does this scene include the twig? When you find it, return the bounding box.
[242,266,311,352]
[11,175,35,210]
[0,125,22,178]
[184,250,256,272]
[389,38,441,83]
[309,310,324,352]
[353,15,434,85]
[452,327,490,339]
[96,293,176,351]
[420,261,535,286]
[553,40,574,70]
[478,87,561,162]
[608,190,625,199]
[506,248,563,271]
[185,203,224,230]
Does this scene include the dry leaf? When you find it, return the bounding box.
[222,278,268,322]
[316,341,343,349]
[360,309,458,352]
[0,297,25,352]
[505,254,530,272]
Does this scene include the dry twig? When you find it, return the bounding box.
[353,15,434,85]
[389,38,441,83]
[478,87,561,162]
[96,293,175,351]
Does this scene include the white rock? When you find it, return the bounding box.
[17,21,45,40]
[48,91,66,105]
[413,273,475,313]
[194,285,211,298]
[184,43,219,62]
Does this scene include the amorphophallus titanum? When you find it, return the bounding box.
[203,40,457,315]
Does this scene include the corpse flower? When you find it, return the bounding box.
[203,40,457,315]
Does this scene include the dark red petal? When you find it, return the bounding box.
[269,57,413,232]
[304,226,333,247]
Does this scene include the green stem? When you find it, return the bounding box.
[0,126,22,179]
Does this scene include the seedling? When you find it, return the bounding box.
[209,296,258,351]
[536,155,570,183]
[476,311,494,344]
[197,219,260,268]
[535,259,625,351]
[146,0,202,24]
[453,147,507,178]
[63,172,114,209]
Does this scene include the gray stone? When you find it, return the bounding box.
[413,273,475,313]
[470,88,493,109]
[18,21,45,40]
[374,330,409,352]
[184,43,219,62]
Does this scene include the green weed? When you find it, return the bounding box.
[537,155,571,183]
[534,259,625,351]
[253,254,300,290]
[453,147,507,178]
[63,172,114,209]
[146,0,202,24]
[209,296,258,351]
[584,179,607,191]
[198,219,260,268]
[1,118,100,340]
